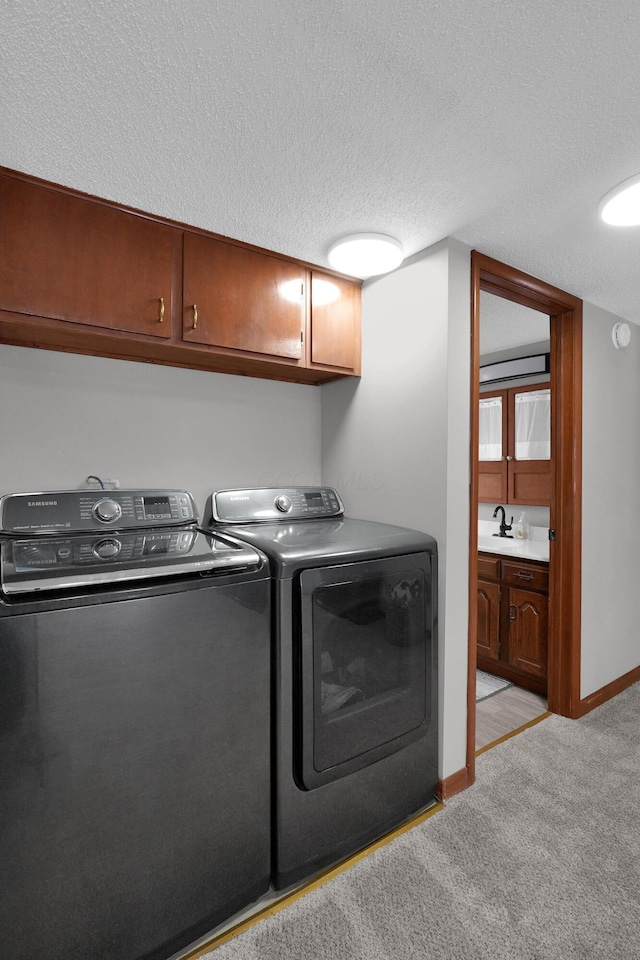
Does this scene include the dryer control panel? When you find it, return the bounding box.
[210,487,345,523]
[0,489,198,535]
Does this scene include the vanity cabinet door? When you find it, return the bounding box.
[182,232,305,360]
[0,173,177,338]
[477,578,501,661]
[505,585,548,680]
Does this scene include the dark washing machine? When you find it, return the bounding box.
[0,488,271,960]
[202,486,438,889]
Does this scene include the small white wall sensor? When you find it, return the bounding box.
[612,322,631,349]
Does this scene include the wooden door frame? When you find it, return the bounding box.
[467,252,583,785]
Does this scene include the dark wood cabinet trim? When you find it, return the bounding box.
[0,307,348,385]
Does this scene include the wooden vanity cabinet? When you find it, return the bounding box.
[0,173,179,339]
[477,553,548,695]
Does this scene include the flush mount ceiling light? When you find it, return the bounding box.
[327,233,404,279]
[599,174,640,225]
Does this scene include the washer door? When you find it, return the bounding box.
[297,552,433,789]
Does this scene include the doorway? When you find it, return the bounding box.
[475,292,550,750]
[466,252,583,789]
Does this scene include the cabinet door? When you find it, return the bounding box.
[478,383,550,506]
[478,391,508,503]
[508,385,551,505]
[0,174,176,338]
[477,578,501,661]
[506,586,548,680]
[183,232,305,359]
[309,272,361,373]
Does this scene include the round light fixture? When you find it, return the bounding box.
[327,233,404,279]
[612,322,632,349]
[599,174,640,226]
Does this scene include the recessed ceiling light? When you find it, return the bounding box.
[599,174,640,226]
[327,233,404,278]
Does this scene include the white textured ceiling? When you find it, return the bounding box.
[480,292,549,356]
[3,0,640,323]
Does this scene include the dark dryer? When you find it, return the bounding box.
[0,488,271,960]
[203,486,438,889]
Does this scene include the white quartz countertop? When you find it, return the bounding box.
[478,521,549,563]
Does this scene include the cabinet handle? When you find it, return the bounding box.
[506,455,514,461]
[192,304,198,330]
[516,571,534,581]
[509,603,517,621]
[158,297,165,323]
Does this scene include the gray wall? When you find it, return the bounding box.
[0,343,321,517]
[322,239,640,780]
[581,306,640,696]
[321,239,471,781]
[4,252,638,782]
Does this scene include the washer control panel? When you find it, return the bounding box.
[210,487,344,523]
[13,529,198,572]
[10,528,197,569]
[0,489,198,535]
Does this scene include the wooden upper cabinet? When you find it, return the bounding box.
[0,173,177,339]
[478,382,551,505]
[309,271,361,373]
[182,232,305,360]
[0,168,361,384]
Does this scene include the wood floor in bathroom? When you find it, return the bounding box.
[476,683,548,752]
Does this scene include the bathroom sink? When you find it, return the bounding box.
[477,534,549,562]
[478,534,521,552]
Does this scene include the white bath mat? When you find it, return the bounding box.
[476,670,512,702]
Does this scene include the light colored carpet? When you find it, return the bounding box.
[204,682,640,959]
[476,669,512,701]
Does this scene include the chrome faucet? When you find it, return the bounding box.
[492,505,513,538]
